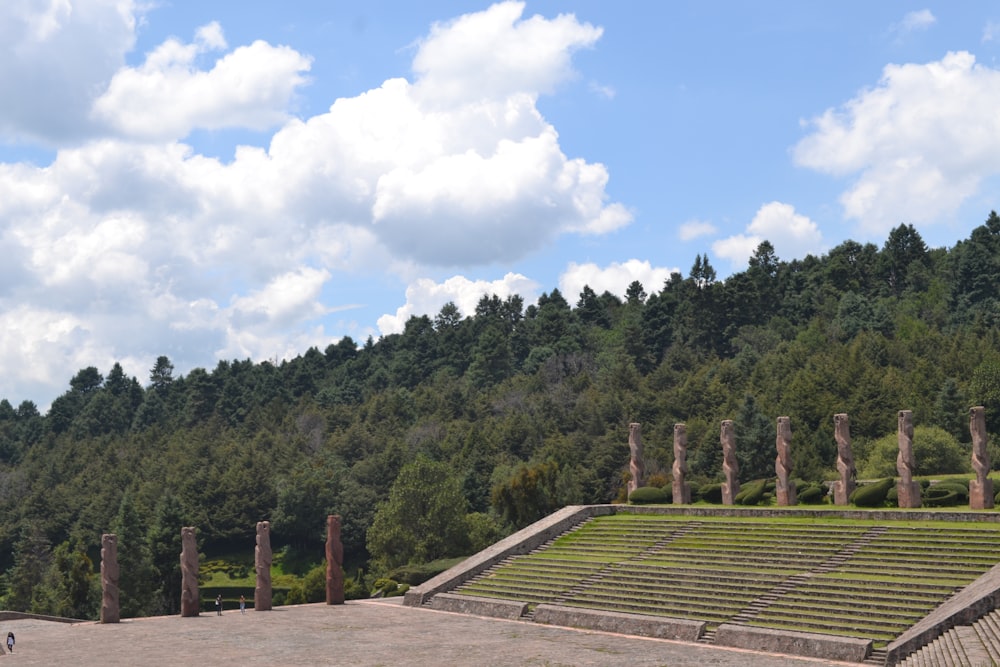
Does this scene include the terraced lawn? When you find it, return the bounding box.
[451,513,1000,648]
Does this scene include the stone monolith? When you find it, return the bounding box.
[775,416,796,506]
[832,413,856,505]
[627,422,645,496]
[970,406,993,510]
[326,515,345,605]
[896,410,921,508]
[672,423,692,504]
[255,521,272,611]
[180,526,199,617]
[100,533,120,623]
[721,420,739,505]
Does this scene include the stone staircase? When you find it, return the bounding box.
[898,609,1000,666]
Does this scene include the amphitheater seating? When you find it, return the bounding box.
[451,514,1000,652]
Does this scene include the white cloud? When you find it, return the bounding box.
[678,219,717,241]
[377,273,540,334]
[559,260,679,301]
[92,24,312,140]
[0,0,139,144]
[412,1,602,106]
[984,21,999,43]
[793,51,1000,238]
[713,202,824,269]
[894,9,936,36]
[0,1,627,406]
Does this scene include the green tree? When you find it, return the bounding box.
[858,425,970,479]
[366,456,470,572]
[112,492,156,618]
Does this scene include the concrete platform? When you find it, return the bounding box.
[1,598,857,666]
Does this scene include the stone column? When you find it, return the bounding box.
[775,416,797,506]
[326,515,345,605]
[255,521,272,611]
[721,420,739,505]
[970,406,994,510]
[896,410,921,508]
[627,423,645,496]
[180,526,199,617]
[100,533,120,623]
[832,413,856,505]
[672,423,691,504]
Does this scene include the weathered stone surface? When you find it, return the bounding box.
[100,533,120,624]
[180,526,199,617]
[534,604,705,642]
[403,505,615,607]
[627,422,645,496]
[896,410,921,508]
[715,623,872,662]
[326,514,345,605]
[832,413,856,505]
[255,521,272,611]
[775,416,796,506]
[672,423,692,504]
[970,406,994,510]
[721,420,739,505]
[431,593,527,619]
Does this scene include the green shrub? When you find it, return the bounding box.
[850,477,894,507]
[923,486,961,507]
[735,479,767,506]
[371,578,399,597]
[343,578,367,600]
[698,483,723,503]
[858,426,969,478]
[931,480,969,501]
[629,486,669,504]
[797,484,826,504]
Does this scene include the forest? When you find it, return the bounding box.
[1,212,999,619]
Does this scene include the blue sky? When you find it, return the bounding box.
[2,1,999,408]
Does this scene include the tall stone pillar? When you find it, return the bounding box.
[970,406,994,510]
[100,533,120,623]
[255,521,272,611]
[832,413,856,505]
[672,424,691,504]
[896,410,921,508]
[326,515,345,605]
[180,526,199,617]
[721,420,739,505]
[775,416,797,506]
[627,423,645,496]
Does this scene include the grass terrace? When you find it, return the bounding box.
[451,513,1000,649]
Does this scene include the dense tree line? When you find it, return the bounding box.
[1,212,999,618]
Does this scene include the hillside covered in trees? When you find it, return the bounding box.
[1,213,1000,618]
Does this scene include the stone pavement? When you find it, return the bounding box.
[0,598,858,666]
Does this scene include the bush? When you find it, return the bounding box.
[797,484,826,504]
[931,480,969,501]
[371,578,399,597]
[923,486,961,507]
[697,483,723,504]
[850,478,894,507]
[628,486,669,505]
[858,426,970,479]
[735,479,767,506]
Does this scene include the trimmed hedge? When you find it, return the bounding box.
[797,483,826,504]
[735,478,768,506]
[629,486,670,504]
[698,482,723,504]
[850,477,894,507]
[923,486,961,507]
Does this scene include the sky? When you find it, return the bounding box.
[2,1,1000,410]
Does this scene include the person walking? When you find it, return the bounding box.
[215,594,223,616]
[239,595,246,614]
[6,631,13,653]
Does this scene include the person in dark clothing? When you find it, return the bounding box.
[215,594,223,615]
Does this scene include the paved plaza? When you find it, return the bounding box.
[0,598,857,666]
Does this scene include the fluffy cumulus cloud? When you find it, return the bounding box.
[712,202,824,269]
[377,273,540,335]
[559,260,679,301]
[0,1,628,406]
[794,51,1000,238]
